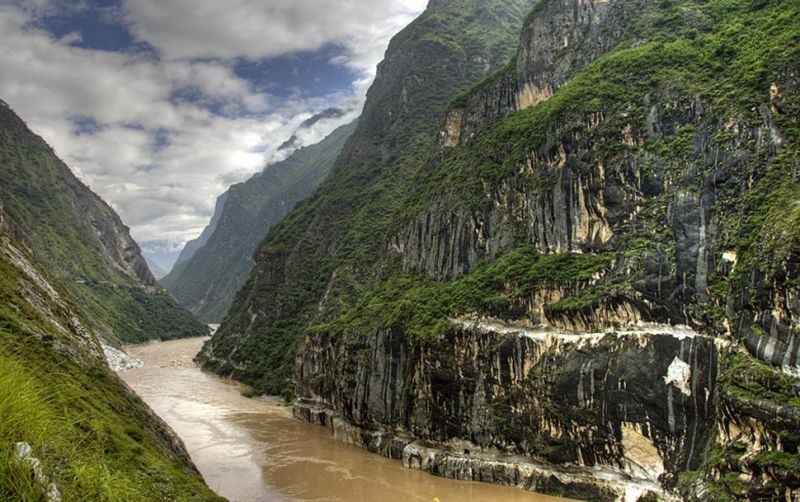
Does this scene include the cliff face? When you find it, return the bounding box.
[0,101,206,343]
[207,0,799,499]
[393,0,800,370]
[162,121,356,323]
[297,324,718,501]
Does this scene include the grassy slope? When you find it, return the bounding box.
[0,103,206,343]
[0,237,220,501]
[161,120,357,323]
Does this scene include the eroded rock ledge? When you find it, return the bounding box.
[295,320,723,501]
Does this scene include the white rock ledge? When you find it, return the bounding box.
[101,343,143,372]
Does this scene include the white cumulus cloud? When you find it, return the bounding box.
[122,0,427,72]
[0,0,426,265]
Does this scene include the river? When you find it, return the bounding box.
[119,337,573,502]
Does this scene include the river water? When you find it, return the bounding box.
[119,337,573,502]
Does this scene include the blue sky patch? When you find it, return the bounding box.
[37,2,146,53]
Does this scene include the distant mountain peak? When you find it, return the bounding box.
[276,107,349,154]
[161,119,357,322]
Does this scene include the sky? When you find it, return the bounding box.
[0,0,427,270]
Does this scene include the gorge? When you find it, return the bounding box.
[1,0,798,500]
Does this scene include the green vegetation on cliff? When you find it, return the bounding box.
[315,247,612,341]
[0,102,206,343]
[409,0,800,212]
[200,0,539,398]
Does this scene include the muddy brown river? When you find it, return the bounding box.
[120,337,573,502]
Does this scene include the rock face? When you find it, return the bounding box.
[204,0,800,499]
[0,100,206,343]
[397,89,792,333]
[162,120,357,322]
[296,323,718,500]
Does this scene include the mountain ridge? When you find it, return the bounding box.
[170,192,229,271]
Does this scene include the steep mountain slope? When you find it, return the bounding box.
[167,106,353,280]
[170,192,228,270]
[0,101,206,343]
[145,256,168,280]
[162,120,357,322]
[0,194,220,499]
[199,0,538,396]
[205,0,798,500]
[290,0,799,500]
[275,107,348,155]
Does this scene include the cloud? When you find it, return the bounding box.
[267,99,362,165]
[122,0,427,73]
[0,0,425,263]
[0,6,298,244]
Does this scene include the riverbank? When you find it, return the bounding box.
[119,337,572,502]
